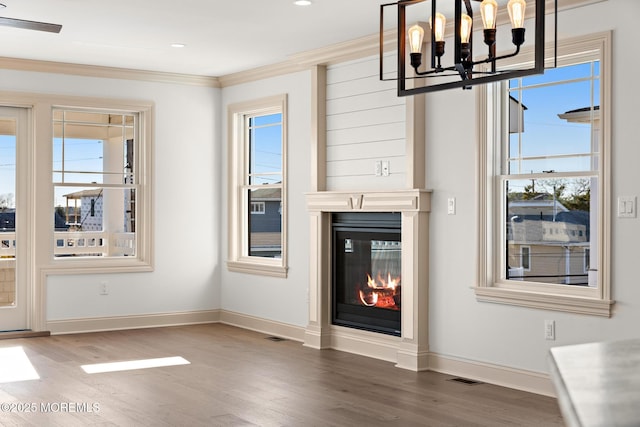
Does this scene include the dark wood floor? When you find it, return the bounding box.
[0,324,564,426]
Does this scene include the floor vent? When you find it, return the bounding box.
[265,336,286,342]
[449,377,483,385]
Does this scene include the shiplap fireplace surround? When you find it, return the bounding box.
[303,65,431,370]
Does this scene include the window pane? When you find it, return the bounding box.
[54,185,136,258]
[505,177,596,286]
[0,123,16,307]
[508,61,599,175]
[53,110,135,181]
[248,113,282,185]
[508,83,597,174]
[247,187,282,259]
[52,108,138,260]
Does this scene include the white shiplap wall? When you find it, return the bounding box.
[325,54,407,191]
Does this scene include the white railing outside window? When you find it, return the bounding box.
[1,231,135,258]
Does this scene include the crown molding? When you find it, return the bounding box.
[219,31,395,88]
[0,56,220,88]
[217,60,308,88]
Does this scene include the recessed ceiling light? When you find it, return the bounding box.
[171,43,186,48]
[293,0,312,6]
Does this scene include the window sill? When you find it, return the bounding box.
[474,286,614,317]
[45,257,153,275]
[227,260,288,278]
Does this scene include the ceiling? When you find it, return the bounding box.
[0,0,401,78]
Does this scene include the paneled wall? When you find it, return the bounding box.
[325,54,407,191]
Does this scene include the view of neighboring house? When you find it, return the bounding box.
[249,187,282,258]
[507,195,590,285]
[64,189,104,231]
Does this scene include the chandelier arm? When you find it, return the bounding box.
[404,71,469,79]
[411,64,459,77]
[470,45,522,69]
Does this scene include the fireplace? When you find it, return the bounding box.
[332,212,402,336]
[305,190,430,371]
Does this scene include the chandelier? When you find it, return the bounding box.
[380,0,557,95]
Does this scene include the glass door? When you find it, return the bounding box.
[0,107,28,331]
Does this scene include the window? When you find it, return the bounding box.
[476,33,612,316]
[250,201,266,215]
[51,105,152,269]
[227,95,287,277]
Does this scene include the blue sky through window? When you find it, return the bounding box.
[508,60,599,176]
[249,113,282,185]
[0,135,16,209]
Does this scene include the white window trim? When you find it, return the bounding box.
[46,101,154,273]
[227,94,288,278]
[0,92,155,275]
[475,32,613,317]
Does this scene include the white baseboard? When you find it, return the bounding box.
[329,326,400,364]
[47,309,221,335]
[219,310,306,342]
[428,352,556,397]
[46,310,555,397]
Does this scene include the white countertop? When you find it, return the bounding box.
[549,339,640,427]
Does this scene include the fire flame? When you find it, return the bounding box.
[358,272,401,310]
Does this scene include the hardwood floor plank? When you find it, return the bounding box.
[0,324,563,426]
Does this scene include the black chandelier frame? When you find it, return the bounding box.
[380,0,557,96]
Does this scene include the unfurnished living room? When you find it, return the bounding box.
[0,0,637,426]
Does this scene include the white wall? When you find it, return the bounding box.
[0,70,221,319]
[220,71,311,327]
[427,0,640,373]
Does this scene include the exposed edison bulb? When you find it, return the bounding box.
[508,0,527,28]
[429,12,446,42]
[460,13,473,44]
[408,24,424,54]
[480,0,498,30]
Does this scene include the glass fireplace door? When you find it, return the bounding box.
[332,213,401,336]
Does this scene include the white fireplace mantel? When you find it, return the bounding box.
[304,189,431,371]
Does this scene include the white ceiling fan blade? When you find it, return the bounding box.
[0,16,62,33]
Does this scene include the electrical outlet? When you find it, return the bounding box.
[544,320,555,340]
[100,281,109,296]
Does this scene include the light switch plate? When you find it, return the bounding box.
[447,197,456,215]
[618,196,637,218]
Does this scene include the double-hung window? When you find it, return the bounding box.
[227,95,287,277]
[52,104,152,270]
[475,33,612,316]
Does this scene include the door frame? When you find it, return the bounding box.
[0,105,36,331]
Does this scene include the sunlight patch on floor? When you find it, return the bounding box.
[0,346,40,383]
[81,356,190,374]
